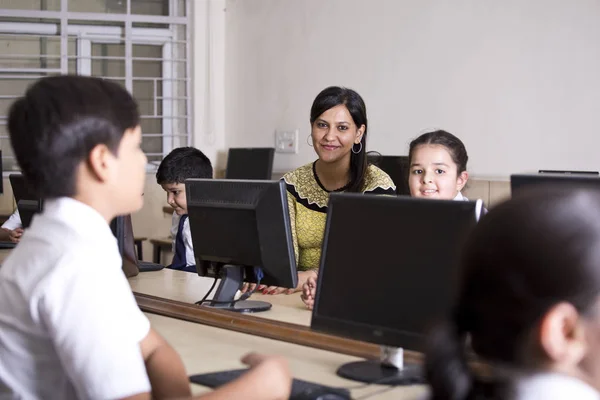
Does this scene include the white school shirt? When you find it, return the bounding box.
[1,209,22,231]
[0,197,151,400]
[454,192,468,201]
[170,212,195,266]
[511,373,600,400]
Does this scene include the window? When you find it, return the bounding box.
[0,0,191,171]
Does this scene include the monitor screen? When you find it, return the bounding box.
[185,178,297,312]
[367,154,409,195]
[225,148,275,180]
[511,174,600,195]
[110,215,163,274]
[312,194,480,352]
[9,174,41,228]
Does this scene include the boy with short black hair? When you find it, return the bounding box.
[0,75,290,400]
[156,146,212,272]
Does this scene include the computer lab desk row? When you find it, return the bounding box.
[130,269,429,399]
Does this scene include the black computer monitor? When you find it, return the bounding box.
[225,147,275,180]
[367,154,410,195]
[9,174,42,228]
[185,178,297,313]
[311,193,482,385]
[511,173,600,195]
[110,215,164,272]
[538,169,599,175]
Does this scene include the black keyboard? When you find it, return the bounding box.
[138,261,164,272]
[189,368,351,399]
[0,241,16,249]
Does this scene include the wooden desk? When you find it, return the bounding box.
[147,312,427,399]
[129,269,311,326]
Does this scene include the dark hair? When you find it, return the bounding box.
[408,130,468,174]
[8,75,139,198]
[426,188,600,400]
[156,146,213,184]
[310,86,368,192]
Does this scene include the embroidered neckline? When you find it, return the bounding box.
[312,161,352,193]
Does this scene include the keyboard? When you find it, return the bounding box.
[189,368,351,399]
[138,261,164,272]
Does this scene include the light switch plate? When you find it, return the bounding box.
[275,129,298,154]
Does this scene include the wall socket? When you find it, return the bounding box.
[275,129,299,154]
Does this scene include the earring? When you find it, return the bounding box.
[307,134,313,147]
[351,141,363,154]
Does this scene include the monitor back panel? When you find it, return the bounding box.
[312,194,478,351]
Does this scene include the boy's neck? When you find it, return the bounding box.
[72,193,116,223]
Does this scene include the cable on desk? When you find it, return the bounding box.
[195,277,218,305]
[196,267,264,306]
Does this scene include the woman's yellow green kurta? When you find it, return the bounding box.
[283,162,396,271]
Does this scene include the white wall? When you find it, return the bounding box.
[224,0,600,178]
[192,0,228,171]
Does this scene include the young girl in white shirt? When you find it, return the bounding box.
[301,129,475,309]
[406,130,469,201]
[426,188,600,400]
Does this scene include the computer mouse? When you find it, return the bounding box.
[293,387,351,400]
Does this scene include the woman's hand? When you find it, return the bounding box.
[252,270,318,296]
[301,275,318,310]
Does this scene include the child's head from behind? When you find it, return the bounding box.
[408,130,468,200]
[156,146,212,215]
[426,188,600,399]
[8,75,146,218]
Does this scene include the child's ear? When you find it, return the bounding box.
[456,171,469,192]
[87,143,114,183]
[538,302,587,366]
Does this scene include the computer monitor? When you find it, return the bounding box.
[9,174,42,228]
[225,147,275,180]
[538,169,600,175]
[538,169,599,175]
[511,173,600,195]
[185,178,297,313]
[110,215,164,273]
[311,193,482,385]
[367,154,410,195]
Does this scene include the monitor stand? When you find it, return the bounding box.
[202,264,272,313]
[336,346,423,386]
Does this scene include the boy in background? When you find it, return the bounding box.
[156,146,212,272]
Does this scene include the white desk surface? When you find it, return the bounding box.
[148,312,427,399]
[129,268,312,326]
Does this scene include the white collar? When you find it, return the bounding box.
[453,191,466,201]
[512,373,600,400]
[35,197,115,243]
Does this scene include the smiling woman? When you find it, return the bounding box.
[271,87,396,296]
